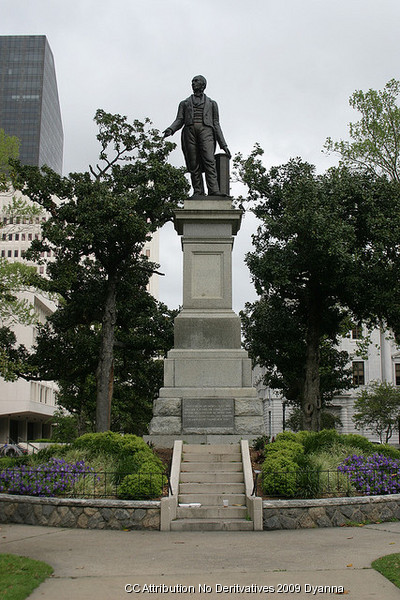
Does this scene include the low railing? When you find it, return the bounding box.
[255,467,400,499]
[0,465,170,500]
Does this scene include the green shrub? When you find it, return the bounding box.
[72,432,149,459]
[295,430,312,446]
[0,456,31,469]
[379,444,400,459]
[117,472,164,500]
[302,429,341,454]
[262,437,305,498]
[113,451,163,485]
[265,439,304,460]
[339,434,376,455]
[32,444,69,462]
[261,430,400,499]
[305,446,359,496]
[262,454,300,497]
[274,430,312,447]
[117,459,166,499]
[295,454,322,498]
[274,431,299,444]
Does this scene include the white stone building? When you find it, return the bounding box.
[143,229,159,299]
[0,190,57,443]
[254,325,400,443]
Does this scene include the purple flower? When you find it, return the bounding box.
[0,458,95,497]
[338,453,400,495]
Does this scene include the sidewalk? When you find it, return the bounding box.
[1,522,400,599]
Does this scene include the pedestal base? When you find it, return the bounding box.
[148,384,264,442]
[146,197,265,447]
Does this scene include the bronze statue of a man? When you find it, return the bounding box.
[163,75,231,197]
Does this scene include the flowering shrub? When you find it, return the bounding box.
[338,453,400,495]
[0,458,95,497]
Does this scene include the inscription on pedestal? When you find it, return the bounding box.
[182,398,234,430]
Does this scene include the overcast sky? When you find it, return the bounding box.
[2,0,400,312]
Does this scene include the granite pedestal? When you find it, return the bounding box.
[147,197,264,447]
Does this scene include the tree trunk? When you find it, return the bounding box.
[96,273,117,432]
[302,307,321,432]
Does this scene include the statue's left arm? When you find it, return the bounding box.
[211,100,231,159]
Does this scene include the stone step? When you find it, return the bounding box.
[170,519,254,532]
[179,482,245,494]
[170,443,252,531]
[182,453,242,463]
[180,461,243,472]
[180,472,244,483]
[176,505,247,519]
[178,493,246,506]
[182,444,240,454]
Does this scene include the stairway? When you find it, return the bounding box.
[170,444,254,531]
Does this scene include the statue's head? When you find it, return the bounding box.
[192,75,207,93]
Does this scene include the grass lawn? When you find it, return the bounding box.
[372,553,400,589]
[0,554,53,600]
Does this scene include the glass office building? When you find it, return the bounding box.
[0,35,63,175]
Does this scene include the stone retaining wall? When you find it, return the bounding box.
[0,494,160,530]
[263,494,400,530]
[1,493,399,531]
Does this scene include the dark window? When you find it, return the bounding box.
[395,364,400,386]
[352,361,365,386]
[352,325,362,339]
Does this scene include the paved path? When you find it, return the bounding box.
[1,522,400,599]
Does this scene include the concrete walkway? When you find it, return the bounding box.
[1,522,400,599]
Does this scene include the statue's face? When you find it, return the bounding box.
[192,76,206,94]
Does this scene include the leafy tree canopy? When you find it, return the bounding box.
[324,78,400,181]
[235,148,400,430]
[353,381,400,443]
[0,197,44,381]
[0,128,19,191]
[9,110,189,432]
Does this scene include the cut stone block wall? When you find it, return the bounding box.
[263,494,400,530]
[1,492,400,531]
[0,494,160,530]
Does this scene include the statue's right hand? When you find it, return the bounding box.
[163,128,172,138]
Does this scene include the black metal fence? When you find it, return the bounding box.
[256,467,400,499]
[0,465,170,500]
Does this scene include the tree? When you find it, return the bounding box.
[324,78,400,182]
[11,109,189,431]
[235,148,400,430]
[0,130,45,380]
[29,280,177,435]
[353,381,400,443]
[0,128,19,191]
[241,294,353,409]
[285,407,342,433]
